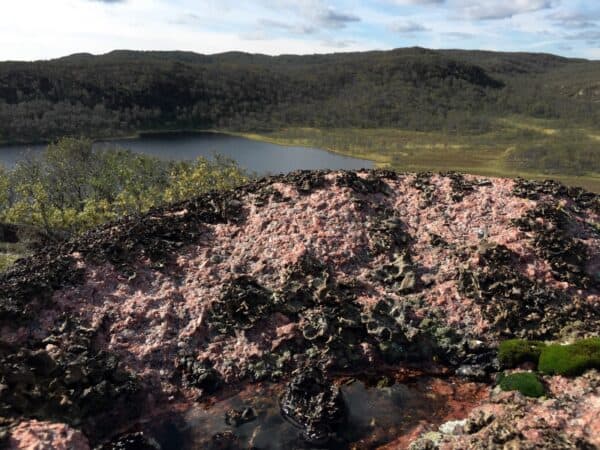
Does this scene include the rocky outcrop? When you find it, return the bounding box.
[409,371,600,449]
[0,170,598,448]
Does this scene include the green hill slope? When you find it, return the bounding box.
[1,47,599,144]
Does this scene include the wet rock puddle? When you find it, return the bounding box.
[126,376,487,450]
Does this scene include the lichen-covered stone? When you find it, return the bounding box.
[280,367,346,445]
[208,276,275,334]
[0,317,139,439]
[457,243,598,339]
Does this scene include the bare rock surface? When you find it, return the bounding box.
[0,170,598,449]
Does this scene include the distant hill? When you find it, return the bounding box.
[0,47,599,143]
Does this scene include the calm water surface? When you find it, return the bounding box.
[0,132,373,175]
[106,376,484,450]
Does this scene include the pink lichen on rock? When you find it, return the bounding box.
[38,171,598,393]
[8,420,90,450]
[416,371,600,449]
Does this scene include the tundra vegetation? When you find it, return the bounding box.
[235,119,600,193]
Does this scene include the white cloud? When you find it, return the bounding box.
[388,0,444,4]
[0,0,597,60]
[258,19,318,35]
[389,21,428,33]
[567,30,600,44]
[0,0,375,60]
[456,0,554,20]
[548,10,598,29]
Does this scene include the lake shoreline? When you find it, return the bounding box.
[2,127,598,193]
[229,128,600,193]
[221,130,388,167]
[0,128,228,147]
[0,130,374,174]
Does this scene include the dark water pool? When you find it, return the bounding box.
[0,132,373,175]
[113,376,485,450]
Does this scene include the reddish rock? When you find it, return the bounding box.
[8,420,90,450]
[408,371,600,449]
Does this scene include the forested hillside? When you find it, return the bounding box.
[1,47,599,143]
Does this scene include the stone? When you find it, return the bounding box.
[280,367,346,445]
[225,407,257,427]
[439,419,467,435]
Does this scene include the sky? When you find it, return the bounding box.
[1,0,599,61]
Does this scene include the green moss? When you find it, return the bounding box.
[498,372,545,398]
[498,339,546,369]
[538,338,600,376]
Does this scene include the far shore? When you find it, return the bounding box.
[1,126,598,193]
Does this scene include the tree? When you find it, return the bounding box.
[112,153,169,215]
[44,137,96,212]
[8,155,53,233]
[0,165,9,217]
[165,155,248,203]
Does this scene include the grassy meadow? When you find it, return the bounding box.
[232,116,600,193]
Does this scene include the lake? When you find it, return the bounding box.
[0,132,373,174]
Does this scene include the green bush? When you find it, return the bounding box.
[0,253,20,273]
[1,138,249,235]
[538,338,600,376]
[498,339,546,369]
[498,372,545,398]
